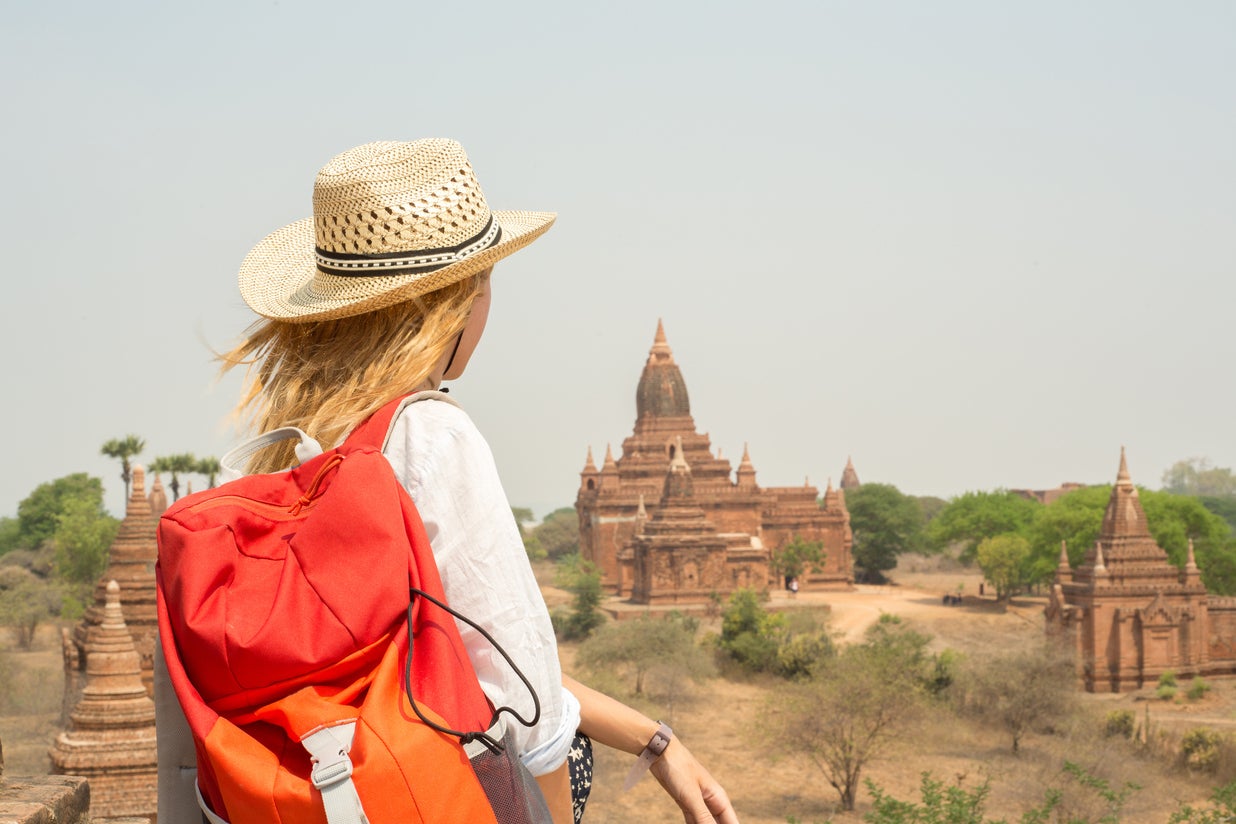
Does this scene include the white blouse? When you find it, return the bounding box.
[385,397,579,776]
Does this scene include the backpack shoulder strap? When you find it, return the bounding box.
[344,390,461,452]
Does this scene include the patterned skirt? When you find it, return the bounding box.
[568,732,593,823]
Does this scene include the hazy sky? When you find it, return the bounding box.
[1,1,1233,520]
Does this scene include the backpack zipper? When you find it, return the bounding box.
[180,454,346,520]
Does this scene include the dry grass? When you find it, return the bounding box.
[4,567,1234,821]
[0,621,66,775]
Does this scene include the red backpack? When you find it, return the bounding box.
[156,395,550,824]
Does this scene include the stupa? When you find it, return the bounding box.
[51,581,157,821]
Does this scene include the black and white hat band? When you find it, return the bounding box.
[314,215,503,278]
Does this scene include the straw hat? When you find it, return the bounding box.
[238,139,555,323]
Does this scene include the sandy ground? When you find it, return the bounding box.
[3,567,1230,821]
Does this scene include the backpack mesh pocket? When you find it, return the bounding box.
[467,726,552,824]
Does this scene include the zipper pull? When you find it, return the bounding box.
[290,454,345,515]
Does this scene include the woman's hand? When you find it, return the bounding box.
[649,738,739,824]
[564,674,740,823]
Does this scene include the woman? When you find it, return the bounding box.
[182,139,736,824]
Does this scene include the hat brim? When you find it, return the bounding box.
[238,210,555,323]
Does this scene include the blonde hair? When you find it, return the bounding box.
[221,273,486,473]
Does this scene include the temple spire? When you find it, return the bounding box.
[1186,537,1200,578]
[736,442,756,489]
[583,446,597,473]
[602,444,618,472]
[147,471,168,517]
[652,318,670,356]
[1094,540,1107,575]
[840,456,861,490]
[1116,446,1132,487]
[1056,540,1071,582]
[670,436,689,473]
[823,477,842,511]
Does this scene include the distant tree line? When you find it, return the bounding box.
[0,435,222,648]
[839,457,1236,601]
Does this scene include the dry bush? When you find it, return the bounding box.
[0,652,62,716]
[954,645,1076,754]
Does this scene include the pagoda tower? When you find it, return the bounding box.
[840,457,860,490]
[577,320,741,591]
[147,473,168,516]
[51,581,158,821]
[69,465,160,699]
[1047,449,1209,691]
[577,320,854,597]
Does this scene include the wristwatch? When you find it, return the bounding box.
[623,722,673,790]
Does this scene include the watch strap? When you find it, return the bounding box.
[623,722,673,791]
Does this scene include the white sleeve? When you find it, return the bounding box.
[384,399,579,775]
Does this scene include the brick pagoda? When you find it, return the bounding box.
[1045,449,1236,691]
[577,321,853,601]
[67,465,160,698]
[51,580,157,822]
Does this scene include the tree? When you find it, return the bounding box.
[718,588,787,672]
[957,647,1074,754]
[976,534,1033,602]
[150,453,197,501]
[1028,485,1236,594]
[0,566,60,650]
[764,631,922,810]
[195,456,222,489]
[552,553,604,640]
[16,474,108,551]
[100,434,145,502]
[769,535,825,584]
[511,507,545,560]
[1200,496,1236,533]
[844,483,927,582]
[927,490,1040,562]
[53,495,119,587]
[914,495,950,525]
[530,507,580,560]
[0,517,20,556]
[1163,458,1236,499]
[575,613,713,712]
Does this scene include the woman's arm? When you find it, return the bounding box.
[564,675,739,824]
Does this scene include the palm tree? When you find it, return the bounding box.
[196,456,221,490]
[149,453,197,501]
[100,435,146,501]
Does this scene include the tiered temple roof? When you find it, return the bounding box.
[71,465,160,696]
[578,321,854,596]
[51,581,157,821]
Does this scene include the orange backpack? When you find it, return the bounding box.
[156,396,551,824]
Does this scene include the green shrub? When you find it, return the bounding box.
[1182,728,1223,772]
[1188,677,1211,701]
[551,554,604,640]
[776,631,834,679]
[1105,709,1136,739]
[1159,669,1178,688]
[718,588,786,673]
[1157,684,1178,701]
